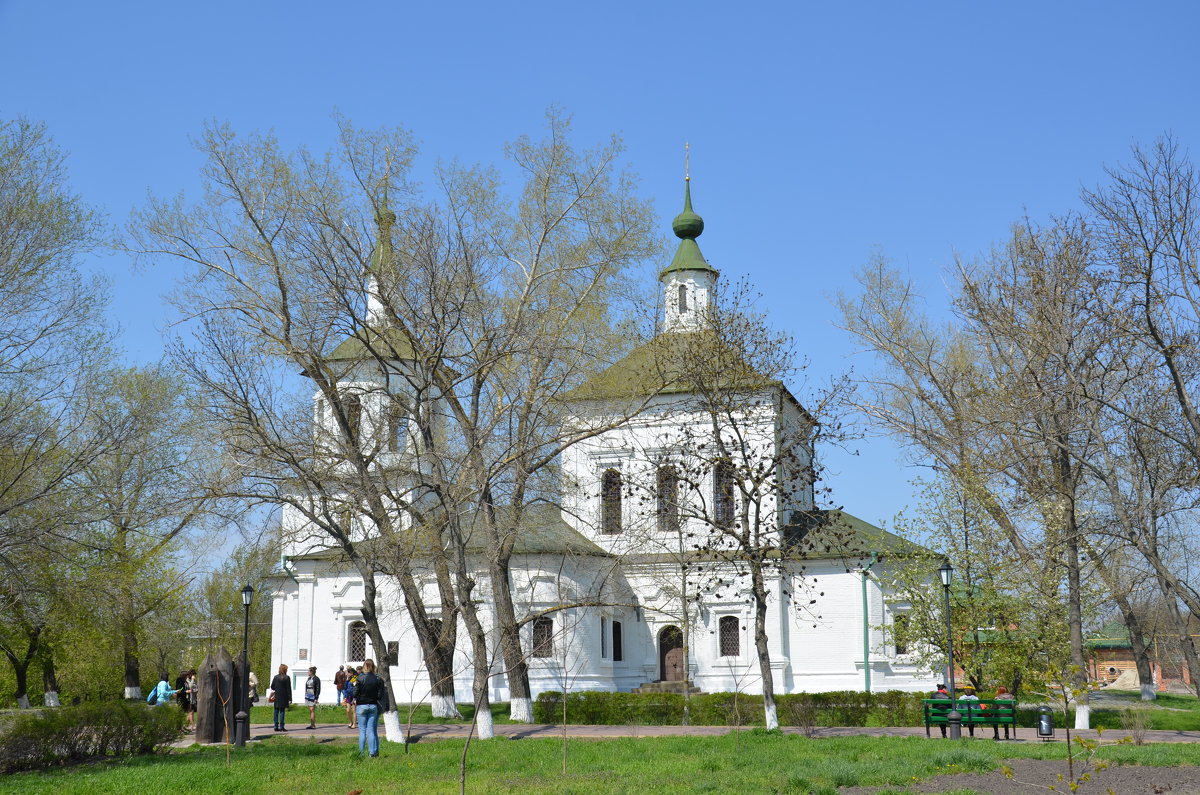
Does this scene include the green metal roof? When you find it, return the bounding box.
[564,330,779,402]
[285,504,609,562]
[1086,620,1134,650]
[797,509,928,559]
[326,325,417,362]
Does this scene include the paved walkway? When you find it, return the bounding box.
[174,722,1200,747]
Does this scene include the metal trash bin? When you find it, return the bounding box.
[1037,706,1054,739]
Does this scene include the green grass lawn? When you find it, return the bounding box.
[1088,690,1200,731]
[4,732,1200,795]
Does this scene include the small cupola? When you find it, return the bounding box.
[660,174,718,333]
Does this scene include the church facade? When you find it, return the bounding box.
[269,179,936,704]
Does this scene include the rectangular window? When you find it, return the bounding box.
[532,616,554,658]
[386,640,399,666]
[714,459,735,528]
[612,620,623,662]
[719,615,740,657]
[389,401,408,453]
[657,465,680,533]
[600,468,622,534]
[893,614,909,656]
[345,394,362,443]
[600,616,609,659]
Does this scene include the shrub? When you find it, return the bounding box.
[0,701,184,773]
[533,690,928,727]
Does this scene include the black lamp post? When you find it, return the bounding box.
[234,583,254,747]
[938,561,961,740]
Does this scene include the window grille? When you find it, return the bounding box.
[348,621,368,661]
[600,468,622,534]
[719,616,740,657]
[714,459,735,527]
[531,616,554,658]
[657,465,680,533]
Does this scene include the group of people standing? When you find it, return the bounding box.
[145,670,198,731]
[267,660,388,756]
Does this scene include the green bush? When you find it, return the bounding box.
[533,690,928,727]
[0,701,184,773]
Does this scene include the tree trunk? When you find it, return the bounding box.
[1112,587,1155,701]
[750,564,778,730]
[122,618,141,700]
[392,556,463,719]
[1156,573,1200,699]
[1064,512,1089,729]
[446,511,494,740]
[1,625,40,709]
[489,553,532,723]
[40,644,60,707]
[361,568,406,744]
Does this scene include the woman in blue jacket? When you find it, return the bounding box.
[146,673,178,706]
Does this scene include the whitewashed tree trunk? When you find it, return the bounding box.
[1141,683,1157,701]
[476,708,495,740]
[17,694,30,709]
[763,699,779,731]
[382,709,405,743]
[431,693,462,719]
[124,685,142,700]
[43,691,60,707]
[509,696,533,723]
[1074,703,1090,730]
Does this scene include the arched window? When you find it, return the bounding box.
[388,400,408,453]
[719,616,740,657]
[713,459,735,528]
[657,465,680,533]
[344,393,362,442]
[348,620,368,661]
[532,616,554,658]
[601,468,622,534]
[677,284,688,313]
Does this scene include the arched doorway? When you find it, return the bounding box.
[658,625,684,682]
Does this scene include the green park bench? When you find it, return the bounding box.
[923,698,1017,739]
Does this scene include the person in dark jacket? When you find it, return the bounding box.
[354,658,387,756]
[334,665,347,705]
[303,666,321,729]
[270,664,292,731]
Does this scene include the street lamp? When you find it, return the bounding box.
[234,583,254,747]
[938,561,961,740]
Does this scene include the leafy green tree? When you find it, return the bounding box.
[76,366,229,698]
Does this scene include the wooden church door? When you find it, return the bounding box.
[659,626,684,681]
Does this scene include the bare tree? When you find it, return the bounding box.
[840,217,1113,727]
[608,282,854,730]
[130,112,659,739]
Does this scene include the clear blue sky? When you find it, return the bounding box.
[3,0,1198,529]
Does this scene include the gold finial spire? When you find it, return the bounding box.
[685,141,690,182]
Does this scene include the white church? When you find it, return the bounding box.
[269,178,935,705]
